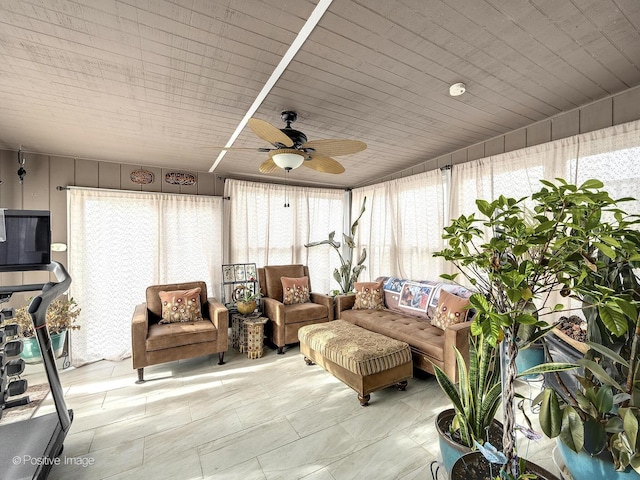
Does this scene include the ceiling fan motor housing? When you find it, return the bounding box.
[279,111,307,148]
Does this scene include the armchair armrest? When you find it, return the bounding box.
[131,303,149,369]
[443,321,472,382]
[261,297,284,325]
[310,292,335,321]
[334,294,356,319]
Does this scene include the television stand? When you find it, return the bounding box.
[0,262,74,480]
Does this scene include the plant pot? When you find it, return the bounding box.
[436,408,503,475]
[450,451,559,480]
[236,300,257,315]
[557,437,640,480]
[20,330,67,364]
[544,331,585,402]
[515,342,545,379]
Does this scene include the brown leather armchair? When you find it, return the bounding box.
[258,265,334,354]
[131,281,228,383]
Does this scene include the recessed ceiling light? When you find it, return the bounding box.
[449,82,466,97]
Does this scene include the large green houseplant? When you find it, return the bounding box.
[305,197,367,294]
[537,225,640,475]
[434,178,636,478]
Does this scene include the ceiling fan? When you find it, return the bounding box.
[226,111,366,174]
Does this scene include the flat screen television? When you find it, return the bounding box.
[0,210,51,271]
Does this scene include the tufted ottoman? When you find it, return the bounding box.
[298,320,413,406]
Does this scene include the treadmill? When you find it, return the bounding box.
[0,262,74,480]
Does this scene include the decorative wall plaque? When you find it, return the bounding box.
[164,172,196,186]
[130,169,154,185]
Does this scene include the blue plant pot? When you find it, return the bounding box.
[20,330,66,364]
[516,342,545,379]
[436,409,503,476]
[557,437,640,480]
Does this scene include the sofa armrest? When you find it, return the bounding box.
[207,297,229,330]
[310,292,335,321]
[131,303,149,369]
[334,294,356,319]
[443,321,472,382]
[207,297,228,349]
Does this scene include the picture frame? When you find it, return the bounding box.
[234,264,246,282]
[245,264,257,281]
[223,265,235,283]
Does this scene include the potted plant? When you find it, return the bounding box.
[434,334,503,473]
[305,197,367,294]
[434,178,633,478]
[235,285,261,315]
[537,229,640,478]
[14,296,81,363]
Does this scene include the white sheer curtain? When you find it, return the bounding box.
[569,120,640,216]
[352,168,446,281]
[449,138,578,220]
[448,119,640,310]
[67,188,223,366]
[224,179,345,294]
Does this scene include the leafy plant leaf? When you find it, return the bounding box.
[583,418,608,455]
[559,406,584,453]
[539,388,562,438]
[577,358,626,392]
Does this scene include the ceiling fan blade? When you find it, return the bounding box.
[248,118,294,148]
[302,155,345,174]
[302,139,366,157]
[259,158,279,174]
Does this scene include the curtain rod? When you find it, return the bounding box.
[55,185,229,199]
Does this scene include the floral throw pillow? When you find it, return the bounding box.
[281,276,310,305]
[353,281,384,310]
[430,290,470,330]
[158,287,204,323]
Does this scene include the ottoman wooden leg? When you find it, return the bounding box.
[397,380,408,391]
[358,393,370,406]
[304,356,315,366]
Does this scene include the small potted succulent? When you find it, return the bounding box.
[235,286,261,315]
[13,296,81,363]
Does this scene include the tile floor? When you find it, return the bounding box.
[17,344,560,479]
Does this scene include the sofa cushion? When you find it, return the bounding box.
[264,264,306,301]
[282,276,310,305]
[427,284,474,319]
[283,302,327,323]
[353,281,384,310]
[340,308,446,362]
[146,281,208,319]
[431,290,471,330]
[158,287,204,324]
[146,320,217,351]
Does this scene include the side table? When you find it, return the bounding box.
[231,313,268,358]
[244,316,268,359]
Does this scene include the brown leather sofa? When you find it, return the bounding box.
[335,277,472,382]
[131,281,228,383]
[258,264,334,354]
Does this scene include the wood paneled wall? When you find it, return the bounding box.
[373,86,640,183]
[0,156,224,304]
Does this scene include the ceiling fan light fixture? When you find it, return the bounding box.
[271,150,305,170]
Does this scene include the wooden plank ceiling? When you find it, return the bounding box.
[0,0,638,189]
